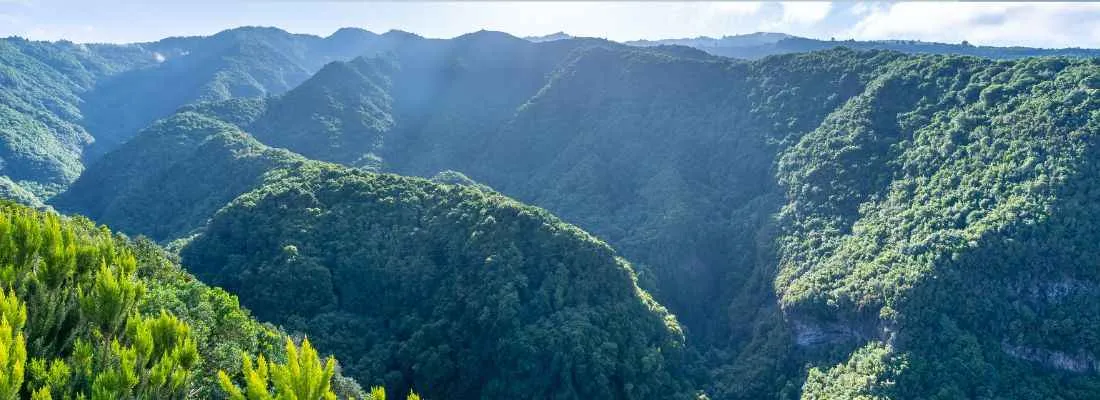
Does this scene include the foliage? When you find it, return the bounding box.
[182,164,697,400]
[52,111,308,241]
[0,38,151,198]
[776,56,1100,397]
[0,200,366,398]
[39,32,1100,400]
[0,177,43,209]
[0,26,418,199]
[218,337,339,400]
[800,342,906,400]
[0,293,26,400]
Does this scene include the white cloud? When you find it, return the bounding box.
[847,2,1100,48]
[781,1,832,24]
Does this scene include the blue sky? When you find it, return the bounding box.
[1,1,1098,48]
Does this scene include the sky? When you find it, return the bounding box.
[1,1,1100,49]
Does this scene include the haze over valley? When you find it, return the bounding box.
[1,3,1100,399]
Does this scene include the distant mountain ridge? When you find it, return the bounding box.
[0,26,414,200]
[6,25,1098,202]
[624,31,1100,59]
[626,32,793,49]
[10,25,1100,400]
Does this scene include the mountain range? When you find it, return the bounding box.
[1,26,1099,399]
[627,31,1100,59]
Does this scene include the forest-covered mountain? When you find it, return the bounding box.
[777,55,1100,399]
[5,26,1099,202]
[0,37,155,199]
[54,98,702,399]
[626,32,1100,60]
[78,26,423,157]
[52,108,308,242]
[180,164,699,399]
[6,26,1100,399]
[0,26,424,203]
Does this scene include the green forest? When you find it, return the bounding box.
[0,25,1099,399]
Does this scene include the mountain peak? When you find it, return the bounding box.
[381,29,422,39]
[214,25,294,38]
[454,29,521,42]
[327,27,377,40]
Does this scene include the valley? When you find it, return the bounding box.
[0,24,1098,399]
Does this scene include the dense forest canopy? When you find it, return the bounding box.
[180,164,699,399]
[1,25,1099,399]
[0,26,426,202]
[51,110,308,242]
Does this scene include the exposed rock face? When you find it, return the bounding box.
[1002,341,1100,373]
[791,318,880,347]
[794,320,857,346]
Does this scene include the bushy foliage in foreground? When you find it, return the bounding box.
[0,201,366,399]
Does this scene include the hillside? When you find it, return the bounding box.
[179,164,700,399]
[247,30,629,171]
[0,27,420,200]
[52,109,308,241]
[36,28,1100,399]
[218,43,901,349]
[80,27,421,157]
[0,37,158,199]
[55,100,704,399]
[190,45,1100,398]
[778,55,1100,398]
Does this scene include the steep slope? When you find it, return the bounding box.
[0,26,422,201]
[777,56,1100,398]
[52,109,307,241]
[464,47,899,334]
[248,56,396,168]
[55,102,702,398]
[627,32,1100,60]
[57,43,900,398]
[242,43,899,345]
[0,37,158,198]
[179,164,699,400]
[49,33,1100,398]
[248,31,628,172]
[224,46,1100,399]
[80,27,419,157]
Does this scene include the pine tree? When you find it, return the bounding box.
[219,337,337,400]
[0,291,26,400]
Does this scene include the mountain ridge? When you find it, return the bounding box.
[10,25,1100,400]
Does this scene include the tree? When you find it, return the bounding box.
[0,290,26,400]
[218,337,338,400]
